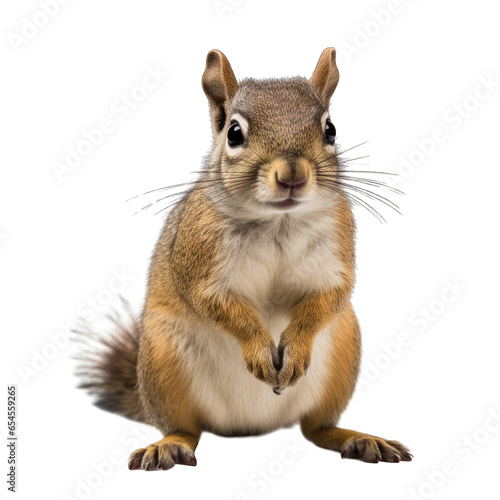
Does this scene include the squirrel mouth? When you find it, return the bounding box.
[266,198,300,209]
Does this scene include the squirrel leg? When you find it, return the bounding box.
[128,431,200,471]
[299,303,412,463]
[130,309,202,470]
[301,422,412,463]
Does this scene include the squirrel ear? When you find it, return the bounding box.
[202,50,238,131]
[310,48,340,106]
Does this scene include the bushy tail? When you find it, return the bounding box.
[73,303,145,423]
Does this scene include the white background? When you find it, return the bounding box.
[1,0,499,499]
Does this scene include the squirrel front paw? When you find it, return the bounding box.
[241,335,280,387]
[276,336,312,391]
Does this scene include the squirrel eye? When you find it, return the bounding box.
[227,121,244,147]
[325,120,336,145]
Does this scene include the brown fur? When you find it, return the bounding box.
[74,307,144,423]
[77,48,412,470]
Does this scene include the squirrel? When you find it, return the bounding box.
[77,47,412,470]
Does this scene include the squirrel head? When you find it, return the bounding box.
[202,48,341,218]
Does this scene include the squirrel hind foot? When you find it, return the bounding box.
[341,436,413,463]
[128,435,198,471]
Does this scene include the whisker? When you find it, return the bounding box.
[126,180,202,201]
[338,155,371,164]
[316,178,386,222]
[142,172,258,216]
[318,166,399,176]
[317,175,401,212]
[337,141,368,155]
[127,174,257,207]
[340,183,401,213]
[317,173,403,195]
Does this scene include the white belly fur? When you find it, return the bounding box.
[180,315,335,435]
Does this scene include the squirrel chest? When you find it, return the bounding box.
[219,213,346,342]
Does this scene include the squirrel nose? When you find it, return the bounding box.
[275,172,308,190]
